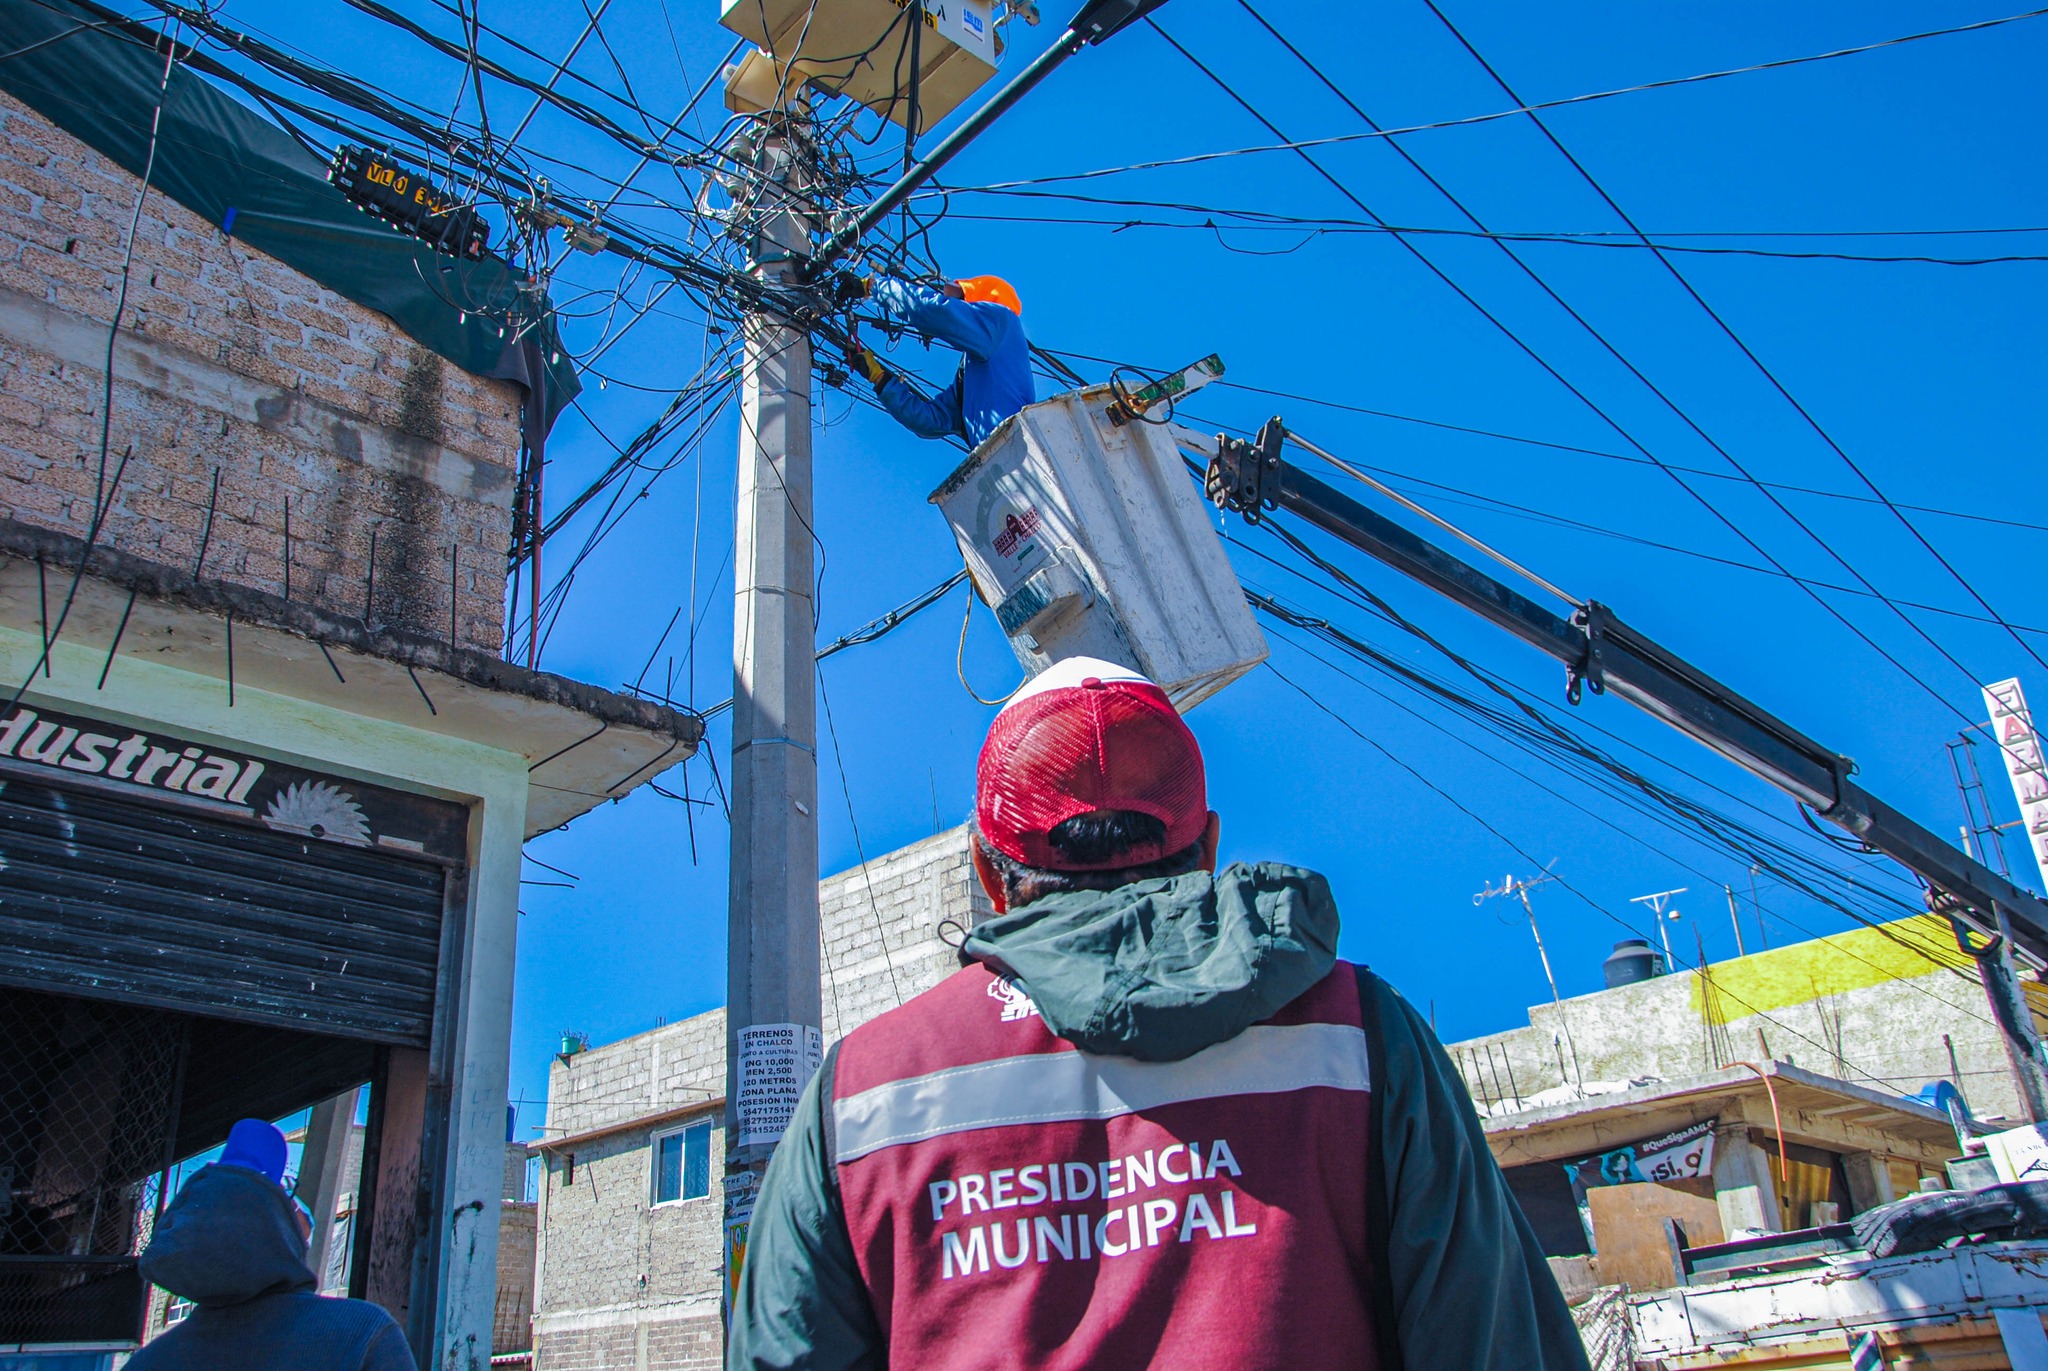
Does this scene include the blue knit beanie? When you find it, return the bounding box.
[217,1118,288,1185]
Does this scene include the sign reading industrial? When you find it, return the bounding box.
[1982,678,2048,890]
[0,702,467,861]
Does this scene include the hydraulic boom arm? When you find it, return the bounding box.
[1207,417,2048,967]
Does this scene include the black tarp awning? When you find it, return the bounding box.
[0,0,581,438]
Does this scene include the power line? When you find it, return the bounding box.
[1152,14,1981,725]
[1246,549,1992,1019]
[936,200,2048,266]
[1416,0,2048,685]
[1263,614,1991,1030]
[921,6,2048,192]
[1280,445,2048,636]
[1050,342,2048,539]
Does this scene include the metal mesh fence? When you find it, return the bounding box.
[0,989,186,1344]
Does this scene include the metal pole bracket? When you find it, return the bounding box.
[1206,416,1284,523]
[1566,601,1612,706]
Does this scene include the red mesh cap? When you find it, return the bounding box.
[976,657,1207,871]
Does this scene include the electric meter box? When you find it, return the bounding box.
[930,385,1268,711]
[720,0,997,132]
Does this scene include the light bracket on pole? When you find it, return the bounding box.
[804,0,1170,275]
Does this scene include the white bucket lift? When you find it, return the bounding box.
[929,383,1267,711]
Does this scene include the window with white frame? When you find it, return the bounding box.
[652,1120,712,1205]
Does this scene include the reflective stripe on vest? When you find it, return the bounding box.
[830,961,1379,1371]
[832,1021,1370,1163]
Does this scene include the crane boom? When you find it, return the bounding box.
[1206,416,2048,969]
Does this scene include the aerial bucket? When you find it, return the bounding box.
[929,384,1266,711]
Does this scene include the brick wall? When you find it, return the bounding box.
[496,1200,537,1356]
[0,92,523,652]
[532,828,990,1369]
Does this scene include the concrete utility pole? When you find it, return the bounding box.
[709,0,1170,1314]
[1723,885,1746,958]
[723,111,824,1303]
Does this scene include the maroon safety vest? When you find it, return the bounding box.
[829,960,1378,1371]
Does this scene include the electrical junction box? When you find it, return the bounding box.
[930,385,1268,711]
[720,0,997,132]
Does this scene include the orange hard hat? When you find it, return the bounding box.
[956,275,1022,315]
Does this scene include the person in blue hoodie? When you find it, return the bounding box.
[129,1118,416,1371]
[833,272,1036,446]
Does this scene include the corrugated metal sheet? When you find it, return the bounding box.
[1631,1238,2048,1366]
[0,774,446,1045]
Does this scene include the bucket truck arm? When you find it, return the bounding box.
[1202,416,2048,969]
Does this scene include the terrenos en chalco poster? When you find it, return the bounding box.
[1559,1119,1717,1252]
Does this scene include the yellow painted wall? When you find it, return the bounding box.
[1688,915,1968,1018]
[1689,913,2048,1035]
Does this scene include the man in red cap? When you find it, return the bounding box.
[730,657,1588,1371]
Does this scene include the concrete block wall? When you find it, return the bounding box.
[547,1008,726,1143]
[820,825,995,1039]
[531,1115,725,1371]
[1446,916,2037,1124]
[533,1008,728,1369]
[0,93,523,651]
[495,1201,537,1356]
[531,827,988,1369]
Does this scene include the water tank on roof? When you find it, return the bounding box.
[929,385,1268,711]
[1603,938,1663,989]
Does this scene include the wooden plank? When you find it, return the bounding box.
[1588,1182,1726,1291]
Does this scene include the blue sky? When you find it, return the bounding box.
[205,0,2046,1131]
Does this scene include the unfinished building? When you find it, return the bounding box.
[0,8,698,1366]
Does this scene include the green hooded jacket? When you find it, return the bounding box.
[729,863,1589,1371]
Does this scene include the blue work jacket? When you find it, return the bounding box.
[870,277,1036,446]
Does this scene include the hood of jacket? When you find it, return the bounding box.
[960,861,1339,1062]
[140,1162,315,1308]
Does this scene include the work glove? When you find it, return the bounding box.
[828,271,872,309]
[847,343,889,388]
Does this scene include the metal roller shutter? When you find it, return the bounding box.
[0,774,446,1045]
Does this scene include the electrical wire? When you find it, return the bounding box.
[931,195,2048,266]
[927,6,2048,192]
[1415,0,2048,685]
[1162,11,1987,725]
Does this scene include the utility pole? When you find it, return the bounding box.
[1723,884,1746,958]
[723,110,824,1310]
[703,0,1171,1319]
[1476,870,1582,1093]
[1937,714,2048,1123]
[1747,865,1769,950]
[1631,887,1687,972]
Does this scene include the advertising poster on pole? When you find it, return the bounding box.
[723,1167,759,1322]
[735,1023,823,1149]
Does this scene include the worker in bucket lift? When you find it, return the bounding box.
[729,655,1590,1371]
[832,272,1036,447]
